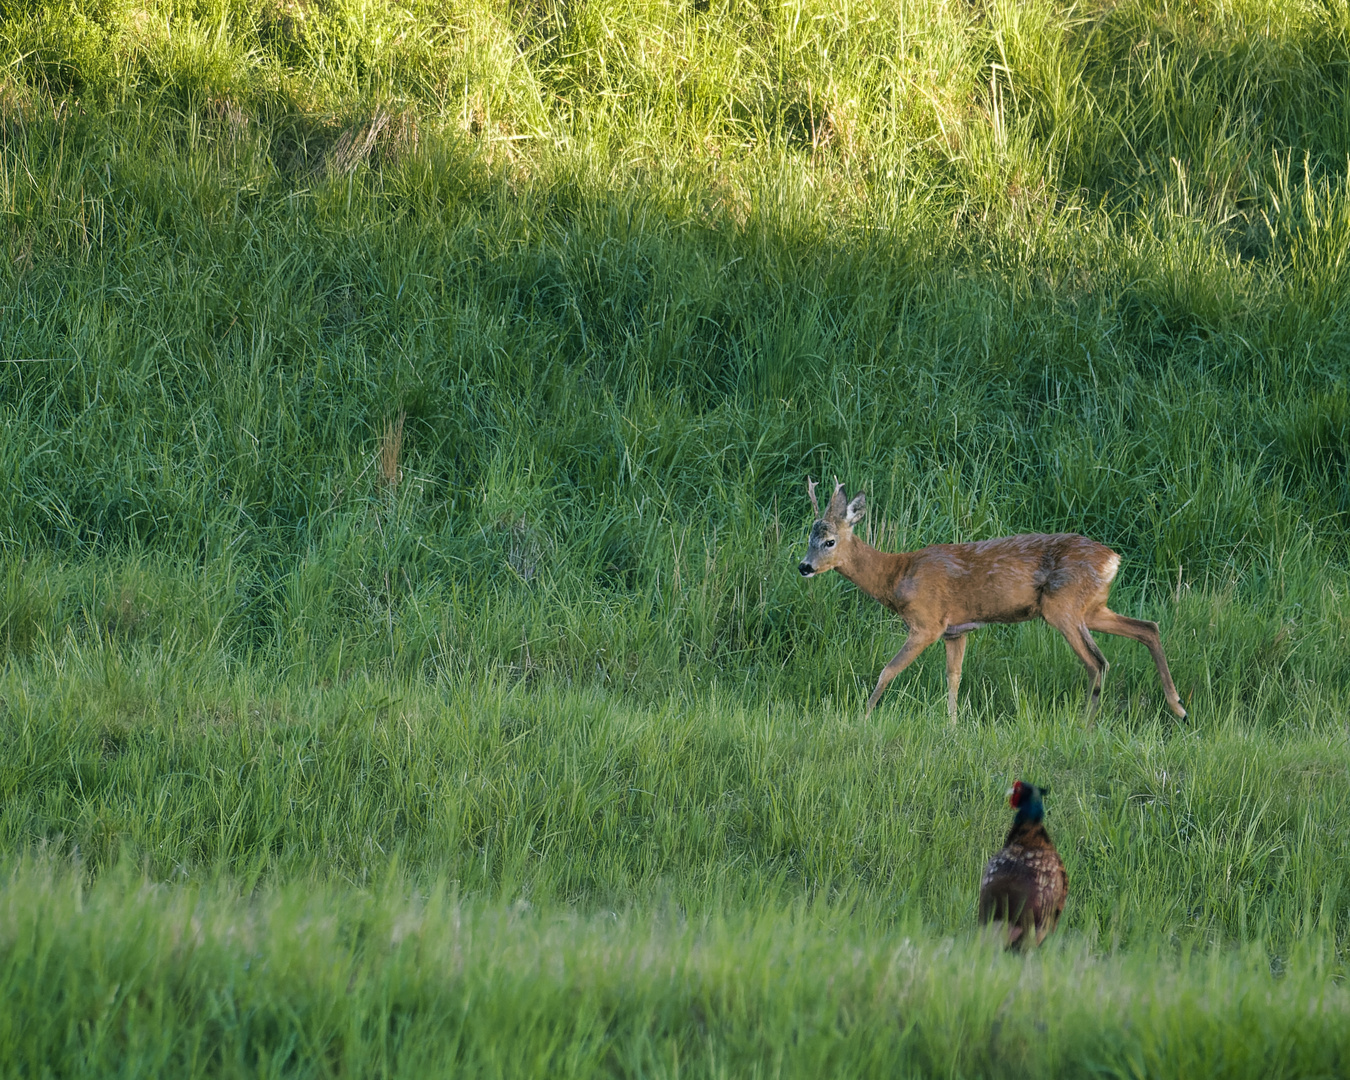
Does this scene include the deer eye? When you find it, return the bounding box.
[824,539,835,548]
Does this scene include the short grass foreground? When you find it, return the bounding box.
[4,0,1350,1072]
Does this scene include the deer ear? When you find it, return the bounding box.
[844,492,866,525]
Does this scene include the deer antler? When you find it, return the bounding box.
[806,476,820,517]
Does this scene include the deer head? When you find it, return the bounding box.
[798,475,866,577]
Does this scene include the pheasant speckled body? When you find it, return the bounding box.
[978,781,1067,949]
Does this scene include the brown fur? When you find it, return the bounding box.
[797,478,1187,721]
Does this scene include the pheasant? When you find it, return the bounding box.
[978,781,1068,950]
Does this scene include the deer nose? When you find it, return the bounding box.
[798,561,815,576]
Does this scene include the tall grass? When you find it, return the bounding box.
[4,858,1348,1079]
[3,0,1350,1071]
[2,648,1347,946]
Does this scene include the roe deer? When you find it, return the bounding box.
[797,477,1187,722]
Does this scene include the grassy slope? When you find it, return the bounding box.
[3,0,1350,1073]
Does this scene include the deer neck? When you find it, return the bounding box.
[835,534,904,605]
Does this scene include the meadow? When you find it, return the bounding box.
[2,0,1350,1072]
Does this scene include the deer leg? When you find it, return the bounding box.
[943,633,968,724]
[1045,614,1108,720]
[865,628,941,714]
[1078,627,1109,719]
[1087,607,1188,719]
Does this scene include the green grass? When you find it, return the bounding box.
[5,857,1350,1079]
[4,653,1350,942]
[3,0,1350,1072]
